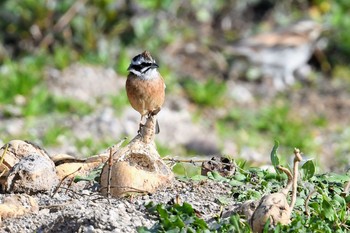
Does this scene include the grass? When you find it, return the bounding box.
[41,124,72,147]
[0,57,43,104]
[216,101,320,160]
[182,78,227,107]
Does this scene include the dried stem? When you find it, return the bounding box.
[341,180,350,197]
[163,158,210,163]
[51,166,82,197]
[100,185,150,195]
[290,148,302,209]
[0,144,9,177]
[104,137,127,199]
[107,148,113,200]
[305,190,317,216]
[276,165,293,196]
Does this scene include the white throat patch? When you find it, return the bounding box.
[130,67,158,80]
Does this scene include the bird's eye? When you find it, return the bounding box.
[141,62,152,67]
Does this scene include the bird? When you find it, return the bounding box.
[228,20,323,89]
[126,51,165,134]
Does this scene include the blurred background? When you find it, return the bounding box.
[0,0,350,173]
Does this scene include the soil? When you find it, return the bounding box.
[1,179,235,233]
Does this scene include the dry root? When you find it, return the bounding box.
[241,148,302,233]
[100,115,174,197]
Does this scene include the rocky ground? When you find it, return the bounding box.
[1,179,235,233]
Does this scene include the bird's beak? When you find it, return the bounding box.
[127,64,132,71]
[151,63,159,69]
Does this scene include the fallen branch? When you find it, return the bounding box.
[51,167,82,197]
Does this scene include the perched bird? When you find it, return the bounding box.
[228,20,323,89]
[126,51,165,134]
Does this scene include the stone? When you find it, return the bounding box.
[6,154,59,194]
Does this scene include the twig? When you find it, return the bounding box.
[341,180,350,197]
[163,157,217,163]
[65,175,76,194]
[100,185,150,195]
[290,148,302,209]
[39,200,74,210]
[305,190,317,216]
[51,166,82,197]
[107,148,113,200]
[0,144,9,178]
[276,165,293,196]
[58,187,104,202]
[104,137,127,199]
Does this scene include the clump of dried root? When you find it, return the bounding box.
[241,148,302,233]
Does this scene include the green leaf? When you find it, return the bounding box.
[229,214,241,230]
[217,196,230,205]
[324,173,350,183]
[319,173,350,183]
[157,205,169,219]
[190,175,207,181]
[345,195,350,204]
[136,227,152,233]
[333,194,346,207]
[180,202,194,215]
[233,172,246,181]
[229,179,244,186]
[172,216,185,228]
[263,218,271,232]
[322,195,335,221]
[301,160,316,180]
[264,172,278,180]
[270,140,280,171]
[207,171,228,182]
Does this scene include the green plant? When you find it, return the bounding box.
[183,78,226,107]
[74,164,103,183]
[41,124,72,146]
[0,57,44,104]
[138,202,251,233]
[139,143,350,232]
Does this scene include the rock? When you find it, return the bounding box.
[0,140,51,179]
[250,193,291,232]
[0,194,39,221]
[53,153,108,181]
[6,154,59,194]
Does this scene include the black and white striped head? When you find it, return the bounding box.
[127,51,159,77]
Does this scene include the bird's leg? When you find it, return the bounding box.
[137,115,145,135]
[150,107,161,116]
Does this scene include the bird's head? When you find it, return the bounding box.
[127,51,159,77]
